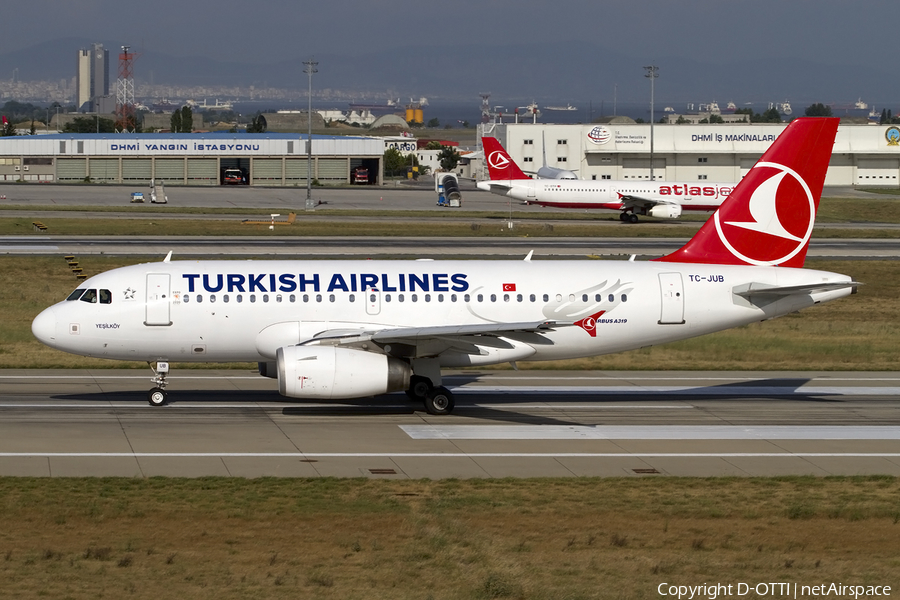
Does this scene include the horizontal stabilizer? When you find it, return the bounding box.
[733,281,860,299]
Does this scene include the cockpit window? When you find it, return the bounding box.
[80,289,98,303]
[99,289,112,304]
[67,289,86,301]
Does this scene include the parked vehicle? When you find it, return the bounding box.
[222,168,244,185]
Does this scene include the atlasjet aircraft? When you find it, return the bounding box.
[477,136,733,222]
[33,118,856,415]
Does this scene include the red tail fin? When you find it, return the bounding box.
[482,137,530,180]
[656,117,838,268]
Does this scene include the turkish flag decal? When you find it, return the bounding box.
[502,283,516,292]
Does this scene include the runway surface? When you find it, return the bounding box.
[3,235,899,259]
[1,370,898,478]
[0,182,881,210]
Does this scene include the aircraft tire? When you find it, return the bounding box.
[619,212,627,222]
[628,213,639,224]
[405,375,433,401]
[424,386,455,415]
[148,387,168,407]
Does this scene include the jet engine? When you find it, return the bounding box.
[276,345,411,399]
[647,204,683,219]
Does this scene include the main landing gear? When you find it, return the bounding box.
[148,361,170,406]
[620,212,639,223]
[405,375,455,415]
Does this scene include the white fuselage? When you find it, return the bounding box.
[477,179,731,212]
[33,259,852,366]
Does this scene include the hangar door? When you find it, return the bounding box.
[186,159,218,186]
[122,159,152,183]
[57,158,87,182]
[89,158,119,183]
[155,159,185,183]
[285,159,310,185]
[251,159,283,185]
[622,157,666,180]
[316,158,350,183]
[856,158,899,184]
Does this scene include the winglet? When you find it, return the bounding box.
[482,137,530,180]
[655,117,839,268]
[164,251,173,263]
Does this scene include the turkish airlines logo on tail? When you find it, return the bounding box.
[714,161,815,266]
[487,151,511,171]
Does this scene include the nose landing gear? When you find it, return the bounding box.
[148,361,170,406]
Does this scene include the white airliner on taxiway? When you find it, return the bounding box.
[33,118,856,415]
[478,136,734,222]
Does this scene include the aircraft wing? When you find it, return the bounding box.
[300,320,570,355]
[617,193,669,210]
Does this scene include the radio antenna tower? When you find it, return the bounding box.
[115,45,139,132]
[480,93,492,124]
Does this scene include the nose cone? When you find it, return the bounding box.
[32,307,58,346]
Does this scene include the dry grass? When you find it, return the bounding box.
[3,256,897,371]
[816,196,900,223]
[2,215,708,238]
[0,477,897,599]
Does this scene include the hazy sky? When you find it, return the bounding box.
[7,0,894,66]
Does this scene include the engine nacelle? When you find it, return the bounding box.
[276,345,411,400]
[648,204,682,219]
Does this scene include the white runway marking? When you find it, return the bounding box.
[400,425,900,440]
[0,403,692,410]
[452,386,900,396]
[0,452,897,459]
[0,247,60,251]
[467,376,900,382]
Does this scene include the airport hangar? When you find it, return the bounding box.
[480,121,900,186]
[0,133,385,186]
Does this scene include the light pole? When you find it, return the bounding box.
[303,58,318,211]
[644,65,658,181]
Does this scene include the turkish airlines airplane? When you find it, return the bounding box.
[477,136,733,222]
[32,118,855,415]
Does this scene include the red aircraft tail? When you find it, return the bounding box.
[482,137,530,180]
[656,117,839,268]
